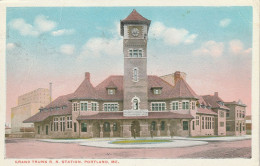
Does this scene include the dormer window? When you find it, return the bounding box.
[106,81,117,95]
[151,87,162,95]
[218,101,224,106]
[107,88,116,95]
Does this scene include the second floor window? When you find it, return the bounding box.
[182,101,189,110]
[80,102,88,111]
[172,101,179,110]
[104,103,118,111]
[91,102,97,111]
[67,116,72,129]
[73,103,77,111]
[151,102,166,111]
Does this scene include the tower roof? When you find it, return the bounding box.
[122,9,150,22]
[120,9,151,36]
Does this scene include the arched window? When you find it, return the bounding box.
[133,68,138,82]
[151,121,156,131]
[160,121,165,131]
[133,99,139,110]
[132,97,140,110]
[113,122,117,131]
[103,122,110,132]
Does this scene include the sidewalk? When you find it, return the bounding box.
[173,135,251,142]
[38,135,251,149]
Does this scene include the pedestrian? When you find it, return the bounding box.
[133,129,136,139]
[170,130,174,139]
[150,129,153,139]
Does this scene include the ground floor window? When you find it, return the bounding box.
[183,121,188,130]
[161,121,165,131]
[202,117,204,129]
[104,122,110,132]
[226,124,231,131]
[67,116,72,129]
[151,102,166,111]
[192,121,195,130]
[113,123,117,131]
[38,126,40,134]
[74,123,77,132]
[60,117,65,132]
[50,123,53,131]
[196,116,199,125]
[81,123,87,132]
[151,121,156,131]
[54,117,58,131]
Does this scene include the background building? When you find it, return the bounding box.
[11,88,51,133]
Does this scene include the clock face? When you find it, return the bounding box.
[131,28,139,37]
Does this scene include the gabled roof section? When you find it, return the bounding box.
[169,78,199,99]
[106,81,118,89]
[95,75,123,100]
[70,77,97,100]
[202,94,230,110]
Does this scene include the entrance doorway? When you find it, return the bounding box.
[240,123,242,133]
[92,122,100,137]
[131,121,140,137]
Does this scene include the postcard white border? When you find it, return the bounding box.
[0,0,259,166]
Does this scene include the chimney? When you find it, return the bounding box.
[214,92,218,97]
[174,71,186,84]
[49,82,52,102]
[85,72,90,81]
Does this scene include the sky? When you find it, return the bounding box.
[6,7,252,125]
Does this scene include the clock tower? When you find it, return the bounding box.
[120,10,151,113]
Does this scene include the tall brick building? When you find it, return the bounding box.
[24,10,246,138]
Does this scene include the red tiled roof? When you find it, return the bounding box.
[122,9,150,22]
[197,108,218,115]
[202,95,230,110]
[24,93,73,123]
[24,74,200,122]
[95,76,123,101]
[23,104,72,123]
[45,93,73,109]
[169,78,199,99]
[77,111,194,120]
[70,77,97,100]
[120,9,151,36]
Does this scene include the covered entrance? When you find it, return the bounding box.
[131,120,140,137]
[92,122,100,137]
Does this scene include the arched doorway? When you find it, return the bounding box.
[131,121,140,137]
[170,120,178,136]
[92,122,100,138]
[112,121,121,137]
